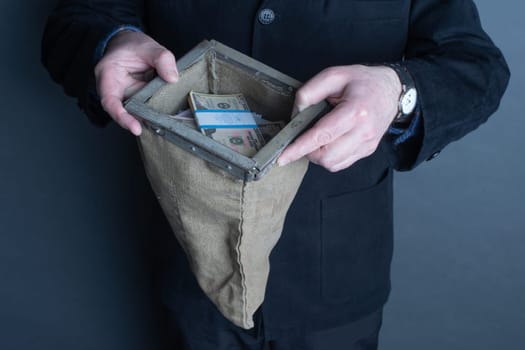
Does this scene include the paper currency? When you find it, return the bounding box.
[169,109,198,129]
[188,91,266,156]
[189,91,251,111]
[170,109,194,120]
[252,116,286,143]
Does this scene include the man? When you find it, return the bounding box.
[42,1,509,349]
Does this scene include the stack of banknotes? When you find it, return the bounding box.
[170,91,284,157]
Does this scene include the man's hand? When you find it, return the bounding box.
[278,65,402,172]
[94,31,179,135]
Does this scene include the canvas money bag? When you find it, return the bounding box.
[126,41,327,329]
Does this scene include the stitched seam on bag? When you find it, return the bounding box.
[236,180,249,327]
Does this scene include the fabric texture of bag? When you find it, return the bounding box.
[136,51,309,329]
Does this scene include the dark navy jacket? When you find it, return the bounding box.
[42,0,509,338]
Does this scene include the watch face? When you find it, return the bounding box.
[401,88,417,114]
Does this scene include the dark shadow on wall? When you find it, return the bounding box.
[1,2,172,349]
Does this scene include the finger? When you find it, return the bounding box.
[129,68,156,82]
[277,103,358,166]
[306,146,328,166]
[97,72,142,135]
[100,95,142,136]
[307,128,378,172]
[294,67,351,112]
[306,133,359,172]
[327,96,344,106]
[148,48,179,83]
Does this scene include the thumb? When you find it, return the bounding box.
[294,67,351,113]
[150,48,179,83]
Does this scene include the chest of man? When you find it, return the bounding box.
[146,0,410,81]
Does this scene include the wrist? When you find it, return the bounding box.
[94,25,142,62]
[382,66,403,123]
[106,29,141,51]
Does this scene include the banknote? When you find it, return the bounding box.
[201,128,267,157]
[168,109,198,129]
[188,91,266,156]
[252,116,286,143]
[188,91,251,111]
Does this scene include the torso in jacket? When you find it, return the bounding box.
[150,0,404,336]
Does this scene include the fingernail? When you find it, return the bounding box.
[168,75,178,83]
[130,124,142,136]
[165,69,178,83]
[277,157,290,167]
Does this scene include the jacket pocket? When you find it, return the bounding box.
[320,168,393,304]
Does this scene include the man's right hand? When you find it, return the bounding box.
[94,31,179,135]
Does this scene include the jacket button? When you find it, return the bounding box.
[427,151,441,161]
[258,8,275,25]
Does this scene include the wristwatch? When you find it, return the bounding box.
[384,62,418,125]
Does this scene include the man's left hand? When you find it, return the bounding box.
[277,65,402,172]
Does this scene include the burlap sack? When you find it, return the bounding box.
[136,51,308,329]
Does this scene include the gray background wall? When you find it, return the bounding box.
[0,1,523,349]
[382,0,525,348]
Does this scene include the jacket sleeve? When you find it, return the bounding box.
[391,0,510,170]
[41,0,144,126]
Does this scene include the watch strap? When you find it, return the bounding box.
[383,62,417,125]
